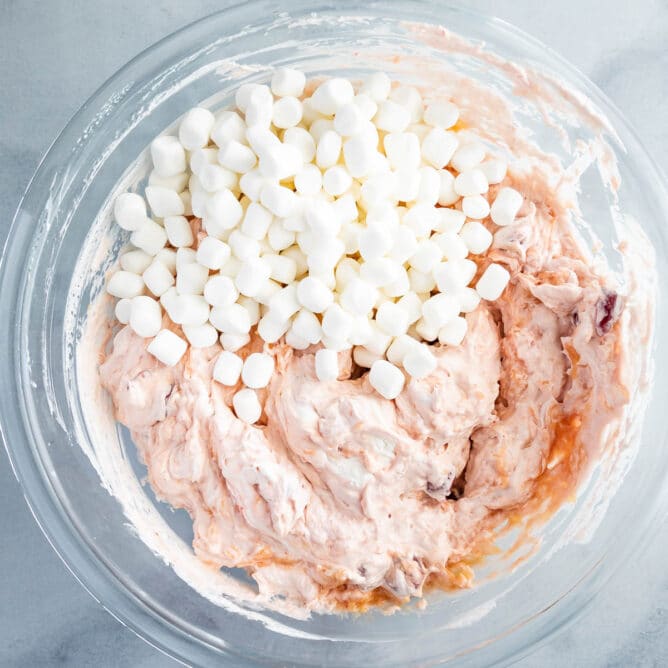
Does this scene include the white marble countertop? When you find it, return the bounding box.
[1,1,667,665]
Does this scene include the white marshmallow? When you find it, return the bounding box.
[142,260,174,297]
[195,236,230,270]
[150,135,186,178]
[239,169,267,202]
[272,96,303,129]
[232,388,263,424]
[244,85,274,128]
[403,203,441,238]
[114,298,132,324]
[386,333,420,365]
[423,100,459,129]
[220,332,251,352]
[409,240,441,273]
[374,100,411,133]
[316,130,342,169]
[416,318,440,342]
[397,292,423,324]
[260,183,298,217]
[353,93,378,120]
[168,294,210,326]
[315,349,339,381]
[383,267,410,298]
[360,72,391,101]
[339,277,378,315]
[403,343,437,379]
[213,350,244,386]
[190,148,217,174]
[107,271,144,299]
[130,219,167,256]
[283,127,316,163]
[438,169,459,206]
[120,249,152,274]
[311,78,355,115]
[211,111,247,147]
[438,316,468,346]
[238,296,260,325]
[333,103,364,137]
[437,208,466,233]
[343,134,376,178]
[462,195,491,220]
[257,312,290,343]
[389,227,418,264]
[286,330,310,350]
[389,85,423,123]
[460,221,493,254]
[291,310,322,344]
[147,329,188,366]
[114,193,147,231]
[209,302,252,334]
[479,158,508,185]
[360,258,402,287]
[408,267,436,294]
[228,230,260,261]
[476,263,510,300]
[268,284,300,321]
[416,166,441,205]
[258,143,302,180]
[176,262,209,295]
[217,139,257,173]
[204,189,243,232]
[179,107,215,150]
[349,316,374,346]
[235,257,272,297]
[241,202,273,240]
[145,186,185,218]
[294,164,323,196]
[422,293,460,328]
[459,287,482,313]
[384,132,421,170]
[164,215,194,248]
[321,303,353,341]
[183,323,219,348]
[264,253,297,284]
[242,352,275,389]
[149,170,190,192]
[363,322,393,355]
[433,259,477,293]
[490,187,523,226]
[421,128,458,168]
[433,231,469,260]
[271,68,306,98]
[199,164,237,192]
[358,223,393,261]
[391,167,421,203]
[255,279,282,305]
[323,166,352,196]
[176,247,197,269]
[369,359,405,400]
[267,221,296,251]
[375,301,410,336]
[450,142,486,172]
[454,169,488,197]
[353,346,382,368]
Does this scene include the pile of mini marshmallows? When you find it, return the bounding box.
[107,69,522,423]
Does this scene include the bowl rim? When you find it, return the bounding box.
[2,1,668,666]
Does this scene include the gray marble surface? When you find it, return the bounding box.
[1,1,667,666]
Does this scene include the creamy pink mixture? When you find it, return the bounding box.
[100,157,630,611]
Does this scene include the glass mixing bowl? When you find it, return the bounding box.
[2,2,667,666]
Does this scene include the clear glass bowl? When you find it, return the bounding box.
[2,2,667,666]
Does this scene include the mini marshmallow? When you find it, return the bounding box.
[403,344,437,379]
[145,186,185,218]
[213,350,244,386]
[353,346,383,368]
[323,166,352,196]
[258,143,302,180]
[291,310,322,344]
[416,318,440,342]
[311,77,355,115]
[265,253,297,284]
[358,223,393,261]
[235,257,272,297]
[217,139,257,173]
[397,292,423,324]
[459,287,482,313]
[433,259,477,293]
[244,85,274,128]
[150,135,186,177]
[239,169,266,201]
[340,277,378,315]
[128,296,162,338]
[271,68,306,98]
[438,169,459,206]
[436,208,466,234]
[294,164,323,196]
[384,132,421,170]
[386,334,420,365]
[199,164,237,192]
[211,110,247,146]
[461,194,491,220]
[260,183,298,217]
[220,332,251,352]
[334,103,364,137]
[433,232,469,260]
[403,203,441,238]
[390,85,423,123]
[238,296,260,326]
[389,227,418,264]
[284,127,317,163]
[183,323,219,348]
[267,221,296,251]
[479,158,508,185]
[353,93,378,121]
[369,359,405,400]
[176,247,197,269]
[233,388,263,424]
[360,258,402,287]
[164,215,194,248]
[423,100,459,129]
[179,107,215,150]
[408,267,436,294]
[167,294,210,327]
[114,193,147,231]
[257,312,290,343]
[120,249,153,274]
[286,330,310,350]
[421,128,458,168]
[176,262,209,295]
[417,166,441,205]
[450,142,486,173]
[242,352,275,389]
[267,284,300,321]
[374,100,411,133]
[422,293,460,328]
[490,187,523,227]
[147,329,188,366]
[205,189,243,231]
[130,219,168,256]
[297,276,334,313]
[195,237,230,270]
[321,303,353,341]
[272,96,303,129]
[454,169,488,197]
[255,279,282,305]
[343,134,376,178]
[383,267,410,298]
[143,260,174,297]
[438,316,468,346]
[209,302,252,334]
[316,130,342,169]
[228,230,260,261]
[409,240,441,273]
[115,298,132,324]
[107,271,144,299]
[476,263,510,300]
[149,170,190,192]
[375,301,410,336]
[361,72,391,102]
[315,348,339,381]
[460,221,493,254]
